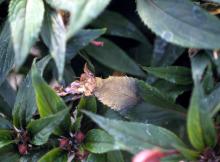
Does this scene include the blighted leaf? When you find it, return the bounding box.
[94,77,139,110]
[41,7,66,81]
[9,0,45,67]
[136,0,220,49]
[85,38,145,77]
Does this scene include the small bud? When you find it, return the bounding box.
[59,138,72,151]
[91,40,104,47]
[75,131,85,143]
[76,150,89,160]
[18,144,28,155]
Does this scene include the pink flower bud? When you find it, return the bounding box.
[132,148,165,162]
[91,40,104,47]
[18,144,28,155]
[75,131,85,143]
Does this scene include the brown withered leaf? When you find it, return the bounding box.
[94,76,139,110]
[55,64,139,110]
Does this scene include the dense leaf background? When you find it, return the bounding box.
[0,0,220,161]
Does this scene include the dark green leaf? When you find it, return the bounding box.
[27,108,70,145]
[0,129,14,148]
[13,56,51,128]
[0,117,12,129]
[143,66,192,85]
[66,28,106,60]
[41,7,66,81]
[84,129,119,153]
[0,21,14,85]
[0,152,19,162]
[119,102,186,137]
[137,80,186,115]
[153,80,191,102]
[0,80,15,118]
[9,0,45,67]
[38,148,67,162]
[191,52,210,83]
[107,151,124,162]
[151,38,185,67]
[86,154,107,162]
[83,111,185,154]
[31,62,71,134]
[136,0,220,49]
[206,84,220,116]
[85,38,145,77]
[92,10,147,43]
[78,96,97,113]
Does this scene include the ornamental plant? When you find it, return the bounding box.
[0,0,220,162]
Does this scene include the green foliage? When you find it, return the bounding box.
[0,0,220,161]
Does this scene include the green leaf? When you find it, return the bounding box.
[143,66,192,85]
[0,80,15,118]
[0,152,20,162]
[91,10,147,43]
[0,130,14,148]
[153,80,191,102]
[119,102,186,137]
[0,117,12,129]
[67,0,111,38]
[206,84,220,116]
[190,52,210,83]
[107,151,124,162]
[9,0,45,67]
[38,148,67,162]
[31,62,71,134]
[0,0,4,5]
[84,129,119,153]
[136,0,220,49]
[78,96,97,113]
[86,154,107,162]
[85,38,145,77]
[66,28,106,60]
[173,144,199,160]
[27,108,70,145]
[202,64,214,94]
[0,21,14,85]
[151,38,185,67]
[41,7,66,81]
[83,111,185,154]
[13,56,51,128]
[187,86,217,150]
[137,80,186,115]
